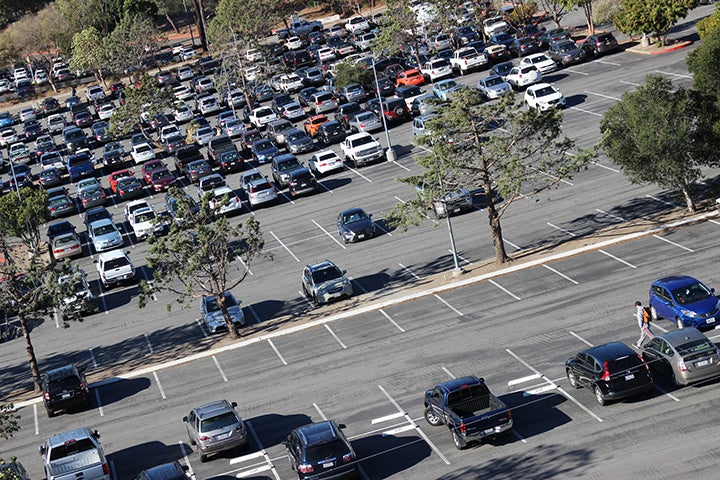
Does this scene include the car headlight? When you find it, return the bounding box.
[679,309,696,317]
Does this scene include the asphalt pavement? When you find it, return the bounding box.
[3,5,720,480]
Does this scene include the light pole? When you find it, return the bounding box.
[434,153,463,276]
[370,56,396,162]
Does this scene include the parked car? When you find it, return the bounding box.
[47,186,76,218]
[548,40,586,66]
[50,231,83,260]
[95,249,135,289]
[649,275,720,329]
[582,32,619,58]
[337,207,375,243]
[309,149,344,177]
[287,167,318,197]
[284,420,359,480]
[301,260,353,305]
[200,291,245,333]
[89,218,124,252]
[39,428,110,480]
[316,121,346,145]
[183,399,248,462]
[41,364,91,417]
[641,327,720,386]
[477,75,511,99]
[566,341,653,405]
[524,83,565,111]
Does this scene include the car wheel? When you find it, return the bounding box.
[199,453,208,463]
[424,407,443,426]
[650,306,659,321]
[594,385,606,406]
[452,429,467,450]
[312,294,320,307]
[676,318,684,329]
[46,408,56,418]
[566,369,580,389]
[671,373,681,387]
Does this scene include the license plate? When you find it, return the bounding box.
[322,461,334,469]
[624,374,635,380]
[216,433,230,440]
[358,234,365,239]
[706,317,715,324]
[61,393,71,399]
[696,360,709,367]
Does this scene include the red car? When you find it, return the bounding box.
[108,169,134,194]
[147,168,176,192]
[141,159,168,184]
[395,69,426,87]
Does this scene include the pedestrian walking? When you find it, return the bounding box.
[634,301,653,347]
[71,85,76,97]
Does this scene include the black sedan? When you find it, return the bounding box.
[337,207,376,243]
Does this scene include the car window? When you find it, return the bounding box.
[607,355,641,372]
[200,412,237,432]
[671,282,712,305]
[311,266,343,284]
[104,257,130,270]
[676,339,714,356]
[659,340,673,356]
[48,438,96,460]
[305,439,347,461]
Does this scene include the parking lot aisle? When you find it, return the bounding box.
[505,348,604,423]
[311,218,346,249]
[325,309,405,348]
[398,263,463,316]
[229,450,276,479]
[268,324,351,364]
[268,230,300,262]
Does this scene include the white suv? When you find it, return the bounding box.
[95,250,136,289]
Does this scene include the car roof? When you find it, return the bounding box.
[97,249,129,261]
[653,275,700,289]
[656,327,708,347]
[584,341,634,361]
[339,207,365,216]
[193,399,235,419]
[307,260,337,271]
[295,421,341,447]
[45,364,77,380]
[46,427,96,448]
[138,461,186,480]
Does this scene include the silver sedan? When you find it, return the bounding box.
[641,327,720,386]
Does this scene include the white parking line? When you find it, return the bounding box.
[563,68,589,76]
[591,161,620,173]
[313,402,328,420]
[312,401,370,480]
[569,106,602,117]
[278,191,295,204]
[488,279,522,300]
[140,267,157,301]
[537,169,573,186]
[267,339,288,365]
[398,262,421,280]
[598,249,636,268]
[434,294,463,316]
[312,219,346,249]
[350,277,368,293]
[243,421,281,480]
[391,160,411,172]
[246,305,261,325]
[94,389,104,417]
[585,90,621,101]
[325,324,347,349]
[54,308,60,328]
[506,349,603,423]
[237,256,253,275]
[195,318,207,338]
[646,194,680,208]
[317,180,333,193]
[374,222,392,236]
[503,238,523,251]
[542,264,579,284]
[654,70,691,79]
[377,385,451,465]
[449,250,473,265]
[595,208,626,222]
[33,404,38,435]
[153,371,167,399]
[89,348,98,368]
[379,309,405,332]
[96,282,109,315]
[345,165,373,182]
[179,442,195,480]
[547,222,576,236]
[620,80,640,86]
[212,355,228,381]
[441,367,456,379]
[652,234,694,252]
[596,59,621,67]
[118,224,135,249]
[144,333,154,353]
[270,231,300,262]
[371,411,405,424]
[569,331,594,347]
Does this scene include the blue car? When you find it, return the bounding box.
[0,111,13,127]
[251,138,279,164]
[649,275,720,329]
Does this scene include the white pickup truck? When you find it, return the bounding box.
[128,205,165,240]
[95,250,136,289]
[483,16,508,37]
[40,428,111,480]
[340,132,385,167]
[450,47,489,75]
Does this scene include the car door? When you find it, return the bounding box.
[653,285,675,319]
[302,268,313,296]
[285,433,300,470]
[426,387,447,422]
[573,353,595,387]
[185,410,197,441]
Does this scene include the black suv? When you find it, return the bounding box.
[285,421,359,480]
[334,102,363,130]
[565,342,653,406]
[42,364,91,417]
[316,121,346,145]
[369,97,410,125]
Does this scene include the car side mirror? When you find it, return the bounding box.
[93,259,98,264]
[337,423,347,429]
[342,270,347,274]
[182,416,189,423]
[368,214,373,218]
[93,430,101,439]
[231,401,238,408]
[181,465,189,472]
[39,445,46,455]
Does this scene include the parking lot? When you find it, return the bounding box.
[3,5,720,479]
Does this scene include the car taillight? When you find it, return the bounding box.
[199,436,210,441]
[102,463,109,475]
[44,391,50,400]
[678,360,687,371]
[360,123,365,128]
[342,452,355,463]
[600,361,611,381]
[459,422,466,434]
[298,464,314,473]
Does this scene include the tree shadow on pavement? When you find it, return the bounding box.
[352,434,431,480]
[109,440,189,480]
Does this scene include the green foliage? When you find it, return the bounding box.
[372,0,424,59]
[592,0,622,26]
[109,74,173,137]
[0,406,20,440]
[333,61,374,90]
[562,0,596,35]
[614,0,694,43]
[391,88,592,263]
[55,0,123,35]
[506,2,538,25]
[124,0,158,18]
[140,187,266,339]
[0,188,49,253]
[69,27,107,82]
[600,75,720,211]
[687,30,720,96]
[103,14,165,80]
[209,0,285,47]
[537,0,569,28]
[697,5,720,39]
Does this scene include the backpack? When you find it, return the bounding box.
[642,307,652,325]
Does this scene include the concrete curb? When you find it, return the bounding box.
[626,40,692,55]
[12,209,718,409]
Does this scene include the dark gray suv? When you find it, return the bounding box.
[285,420,359,480]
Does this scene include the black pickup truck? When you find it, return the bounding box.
[173,144,204,178]
[424,375,513,449]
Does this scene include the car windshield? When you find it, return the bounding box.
[536,86,556,97]
[305,439,347,461]
[104,257,129,269]
[311,266,343,284]
[94,224,116,236]
[676,339,714,356]
[136,211,155,223]
[557,43,576,52]
[672,282,712,305]
[278,159,302,172]
[153,170,173,180]
[485,77,504,87]
[288,132,306,141]
[48,438,95,461]
[53,236,76,247]
[80,186,101,197]
[200,412,238,432]
[343,211,367,224]
[531,56,549,64]
[351,136,374,146]
[206,294,237,312]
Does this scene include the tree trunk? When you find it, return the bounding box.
[166,14,180,34]
[583,4,595,36]
[680,183,695,212]
[20,313,41,393]
[192,0,209,52]
[217,294,239,339]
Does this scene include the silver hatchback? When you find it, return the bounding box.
[183,399,248,462]
[641,327,720,386]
